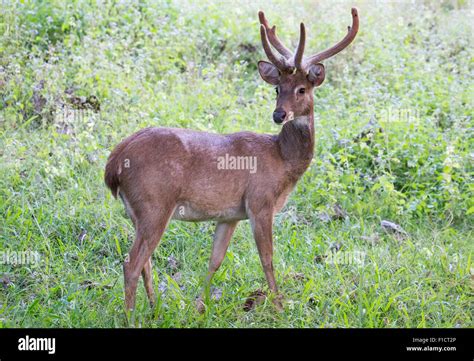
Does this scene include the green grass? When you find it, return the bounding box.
[0,0,473,327]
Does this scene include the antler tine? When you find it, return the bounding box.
[305,8,359,66]
[294,22,306,70]
[258,11,293,59]
[260,25,290,71]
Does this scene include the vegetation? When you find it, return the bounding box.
[0,0,472,327]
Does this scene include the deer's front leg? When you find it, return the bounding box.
[249,207,283,311]
[196,221,238,313]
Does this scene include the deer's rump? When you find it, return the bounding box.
[104,127,153,199]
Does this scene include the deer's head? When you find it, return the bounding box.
[258,8,359,124]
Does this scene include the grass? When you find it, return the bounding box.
[0,0,473,327]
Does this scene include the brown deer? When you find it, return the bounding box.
[105,8,359,312]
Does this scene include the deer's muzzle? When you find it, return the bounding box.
[273,109,287,124]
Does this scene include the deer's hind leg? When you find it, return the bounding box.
[120,191,160,307]
[141,258,155,306]
[123,200,176,311]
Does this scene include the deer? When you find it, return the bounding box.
[105,8,359,313]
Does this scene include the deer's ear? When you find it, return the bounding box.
[258,61,280,85]
[307,63,325,87]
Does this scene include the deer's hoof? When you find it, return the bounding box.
[272,293,284,312]
[196,296,206,314]
[243,289,267,312]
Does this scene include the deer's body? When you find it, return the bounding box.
[106,121,313,223]
[105,9,358,312]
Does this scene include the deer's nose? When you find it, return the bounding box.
[273,109,287,124]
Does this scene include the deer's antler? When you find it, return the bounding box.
[305,8,359,66]
[260,25,291,71]
[258,11,293,59]
[259,8,359,73]
[293,22,306,71]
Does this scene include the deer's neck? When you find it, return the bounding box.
[276,113,315,177]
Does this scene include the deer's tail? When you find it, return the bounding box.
[104,151,121,199]
[104,128,151,199]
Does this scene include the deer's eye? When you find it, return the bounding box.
[298,87,306,94]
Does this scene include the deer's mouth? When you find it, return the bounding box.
[281,111,294,125]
